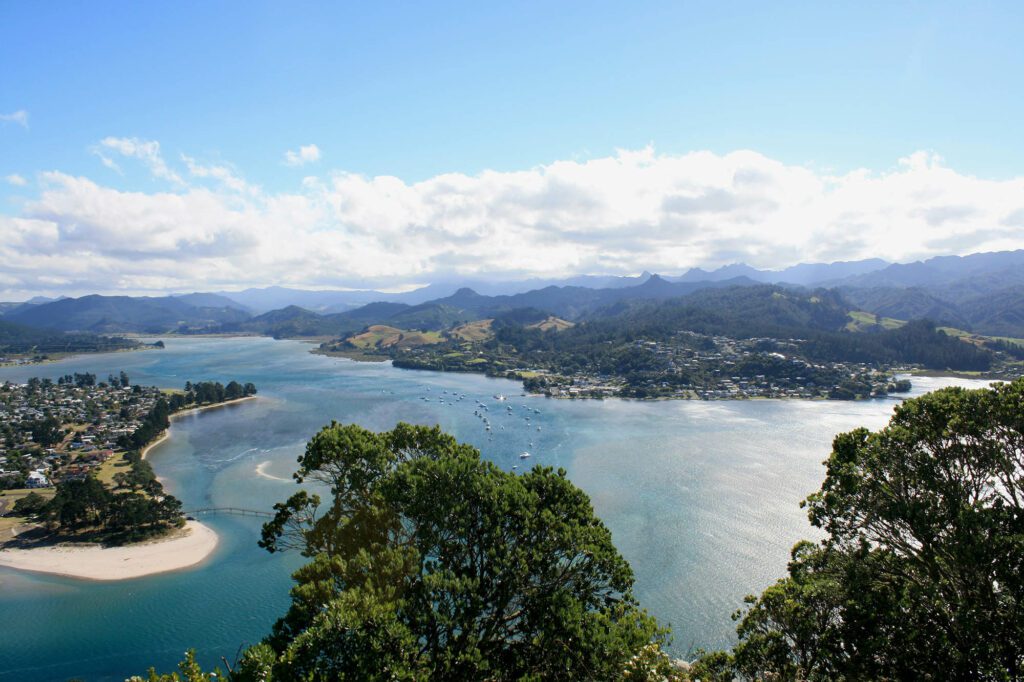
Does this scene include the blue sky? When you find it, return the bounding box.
[1,2,1023,295]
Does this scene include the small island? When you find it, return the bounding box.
[0,373,257,580]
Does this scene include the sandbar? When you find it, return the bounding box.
[0,520,218,581]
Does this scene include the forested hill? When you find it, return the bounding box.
[0,319,139,356]
[595,285,853,338]
[489,286,994,372]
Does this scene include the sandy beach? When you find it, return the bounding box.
[0,520,218,581]
[0,397,257,581]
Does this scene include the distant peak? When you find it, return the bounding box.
[453,287,480,296]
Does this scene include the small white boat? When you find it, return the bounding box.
[519,451,531,459]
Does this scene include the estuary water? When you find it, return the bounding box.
[0,337,991,681]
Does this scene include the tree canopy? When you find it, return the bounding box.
[243,422,670,680]
[711,377,1024,680]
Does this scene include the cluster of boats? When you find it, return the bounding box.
[422,389,545,472]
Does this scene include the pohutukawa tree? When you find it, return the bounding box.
[233,422,672,681]
[723,378,1024,681]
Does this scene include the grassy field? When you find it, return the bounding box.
[988,335,1024,346]
[95,452,132,486]
[345,325,444,350]
[527,316,574,332]
[937,327,1024,348]
[0,487,56,536]
[450,319,494,341]
[844,312,1024,349]
[846,311,906,331]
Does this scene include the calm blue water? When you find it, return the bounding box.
[0,337,991,681]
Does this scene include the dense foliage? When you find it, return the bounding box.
[29,472,184,543]
[700,377,1024,680]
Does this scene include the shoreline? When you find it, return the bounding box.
[0,520,219,581]
[169,394,259,421]
[141,395,259,460]
[316,349,921,402]
[0,343,159,368]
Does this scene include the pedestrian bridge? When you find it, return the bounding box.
[183,507,273,518]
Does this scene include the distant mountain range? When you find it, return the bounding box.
[3,294,249,334]
[2,250,1023,338]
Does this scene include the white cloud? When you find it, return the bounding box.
[181,155,253,194]
[0,110,29,128]
[284,144,321,167]
[4,174,27,186]
[3,145,1024,297]
[93,137,184,185]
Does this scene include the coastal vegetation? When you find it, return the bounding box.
[136,378,1024,680]
[690,377,1024,680]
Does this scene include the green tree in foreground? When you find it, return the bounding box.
[704,377,1024,680]
[141,423,679,681]
[242,421,670,680]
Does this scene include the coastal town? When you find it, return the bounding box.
[388,329,917,401]
[519,333,916,400]
[0,373,257,533]
[0,372,164,493]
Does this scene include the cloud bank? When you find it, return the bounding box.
[2,144,1023,297]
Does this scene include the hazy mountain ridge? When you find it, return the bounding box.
[4,250,1024,338]
[3,294,250,334]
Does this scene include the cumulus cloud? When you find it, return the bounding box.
[4,174,27,187]
[284,144,321,167]
[93,137,184,184]
[2,145,1024,297]
[0,110,29,128]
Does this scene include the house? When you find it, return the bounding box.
[26,470,50,488]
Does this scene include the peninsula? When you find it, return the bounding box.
[0,374,257,580]
[316,288,1022,400]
